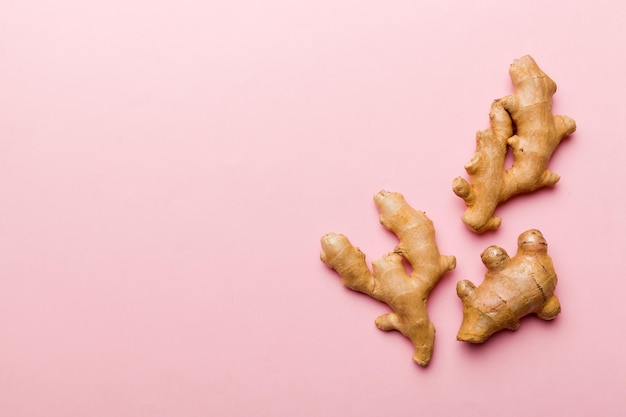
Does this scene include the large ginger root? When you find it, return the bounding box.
[456,229,561,343]
[320,191,456,366]
[453,55,576,233]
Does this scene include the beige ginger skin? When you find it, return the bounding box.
[320,191,456,366]
[456,229,561,343]
[453,55,576,233]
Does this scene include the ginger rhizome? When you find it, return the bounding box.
[456,229,560,343]
[320,191,456,366]
[452,55,576,233]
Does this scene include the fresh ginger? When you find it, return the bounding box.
[320,191,456,366]
[453,55,576,233]
[456,229,560,343]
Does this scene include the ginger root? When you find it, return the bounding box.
[320,191,456,366]
[456,229,560,343]
[453,55,576,233]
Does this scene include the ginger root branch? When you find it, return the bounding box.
[453,55,576,233]
[456,229,560,343]
[320,191,456,366]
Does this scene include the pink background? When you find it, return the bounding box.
[1,0,624,415]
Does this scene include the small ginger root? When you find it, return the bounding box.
[456,229,560,343]
[320,191,456,366]
[453,55,576,233]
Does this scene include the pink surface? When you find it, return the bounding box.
[1,0,624,415]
